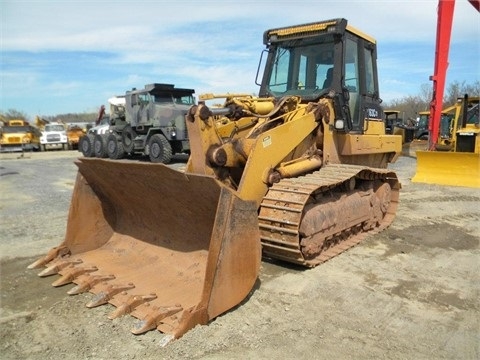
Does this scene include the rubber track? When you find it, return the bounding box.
[259,164,400,267]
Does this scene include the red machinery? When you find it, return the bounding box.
[428,0,480,149]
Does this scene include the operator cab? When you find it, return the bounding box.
[258,19,383,133]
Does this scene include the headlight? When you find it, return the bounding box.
[334,119,345,130]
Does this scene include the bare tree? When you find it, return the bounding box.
[384,80,479,121]
[384,94,426,122]
[0,109,29,121]
[445,80,480,105]
[419,83,432,108]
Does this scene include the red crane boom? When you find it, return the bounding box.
[429,0,480,149]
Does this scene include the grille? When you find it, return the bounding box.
[46,134,61,142]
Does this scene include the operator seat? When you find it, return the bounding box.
[323,68,333,89]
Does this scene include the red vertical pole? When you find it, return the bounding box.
[429,0,455,150]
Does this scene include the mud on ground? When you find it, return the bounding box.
[0,150,479,360]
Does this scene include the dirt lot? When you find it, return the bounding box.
[0,149,479,360]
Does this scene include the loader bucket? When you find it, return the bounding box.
[412,151,480,188]
[29,158,261,339]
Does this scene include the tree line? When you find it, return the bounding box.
[1,80,478,125]
[0,110,98,124]
[383,80,480,122]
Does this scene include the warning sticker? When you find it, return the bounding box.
[262,135,272,148]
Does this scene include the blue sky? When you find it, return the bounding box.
[1,0,479,120]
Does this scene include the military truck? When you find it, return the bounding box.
[92,83,195,163]
[79,114,114,158]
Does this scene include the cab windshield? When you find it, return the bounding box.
[465,101,479,124]
[153,93,195,105]
[45,124,65,132]
[2,126,29,133]
[266,35,335,98]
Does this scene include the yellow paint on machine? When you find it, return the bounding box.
[412,151,480,188]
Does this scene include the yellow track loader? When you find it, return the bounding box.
[384,110,416,144]
[29,19,402,340]
[413,95,480,188]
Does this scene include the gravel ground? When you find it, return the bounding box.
[0,149,479,360]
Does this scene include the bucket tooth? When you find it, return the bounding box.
[37,259,83,277]
[27,245,70,269]
[86,283,135,308]
[67,274,116,295]
[108,293,157,319]
[52,266,98,287]
[131,304,183,335]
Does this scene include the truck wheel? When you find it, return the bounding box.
[107,134,125,159]
[148,134,172,163]
[122,126,136,153]
[94,134,109,158]
[80,134,95,157]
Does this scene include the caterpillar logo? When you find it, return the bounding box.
[367,108,379,118]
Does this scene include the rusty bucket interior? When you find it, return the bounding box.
[30,158,261,338]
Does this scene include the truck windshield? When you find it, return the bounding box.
[266,36,335,98]
[46,125,65,132]
[173,94,195,105]
[2,126,29,133]
[154,94,195,105]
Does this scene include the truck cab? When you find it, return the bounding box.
[40,123,69,151]
[125,84,195,152]
[109,83,195,163]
